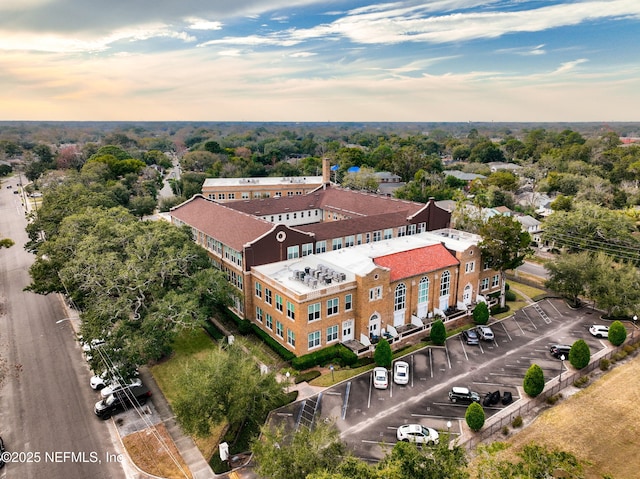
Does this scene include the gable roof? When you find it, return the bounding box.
[225,184,423,218]
[373,243,459,281]
[169,195,273,250]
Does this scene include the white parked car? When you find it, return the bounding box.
[393,361,409,385]
[589,325,609,338]
[100,378,143,398]
[396,424,439,445]
[476,325,494,341]
[373,367,388,389]
[90,371,113,390]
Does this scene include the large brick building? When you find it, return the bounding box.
[170,179,501,356]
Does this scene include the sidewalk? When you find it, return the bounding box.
[62,297,215,479]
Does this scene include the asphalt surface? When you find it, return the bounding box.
[0,177,127,479]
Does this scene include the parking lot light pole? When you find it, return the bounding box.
[559,355,565,382]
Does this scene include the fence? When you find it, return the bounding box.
[461,329,640,451]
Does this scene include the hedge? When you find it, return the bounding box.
[292,344,358,370]
[295,370,321,384]
[202,321,225,341]
[250,324,296,362]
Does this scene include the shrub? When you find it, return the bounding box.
[505,289,517,302]
[373,338,392,368]
[291,344,358,370]
[472,302,490,325]
[465,402,485,431]
[511,416,523,428]
[573,376,589,388]
[569,339,590,369]
[295,370,321,384]
[599,358,611,371]
[250,324,296,362]
[501,426,509,436]
[238,319,253,335]
[612,350,627,362]
[608,320,627,346]
[202,321,225,340]
[546,393,562,405]
[523,364,545,397]
[430,319,446,345]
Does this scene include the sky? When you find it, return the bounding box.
[1,0,639,122]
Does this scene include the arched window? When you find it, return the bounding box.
[440,271,450,297]
[394,283,406,311]
[418,277,429,303]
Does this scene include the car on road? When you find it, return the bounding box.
[373,367,388,389]
[476,325,494,341]
[462,328,480,345]
[589,325,609,338]
[396,424,439,445]
[100,377,143,398]
[393,361,409,385]
[448,386,480,403]
[549,344,571,359]
[94,384,151,420]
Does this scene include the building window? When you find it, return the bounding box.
[369,286,382,301]
[287,329,296,347]
[365,233,371,243]
[286,213,290,220]
[465,261,475,273]
[480,277,489,291]
[242,192,249,199]
[394,283,406,311]
[373,231,382,242]
[418,222,426,233]
[316,241,327,254]
[265,288,272,305]
[327,298,339,316]
[276,320,283,338]
[418,277,429,303]
[384,228,393,240]
[356,234,363,245]
[492,274,500,288]
[302,243,313,256]
[286,301,295,320]
[276,295,283,312]
[332,238,342,250]
[440,271,451,297]
[408,224,416,235]
[345,294,352,311]
[308,331,321,350]
[255,282,262,298]
[483,261,491,270]
[397,226,406,237]
[287,245,300,259]
[218,193,225,200]
[308,303,321,322]
[256,306,263,323]
[327,325,338,343]
[345,235,355,247]
[266,314,273,330]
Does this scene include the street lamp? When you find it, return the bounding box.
[559,355,565,382]
[285,371,290,393]
[329,364,335,383]
[446,420,452,435]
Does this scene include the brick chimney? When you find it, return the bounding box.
[322,158,331,184]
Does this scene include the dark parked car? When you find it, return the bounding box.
[461,329,480,345]
[449,386,480,403]
[482,390,501,407]
[94,384,151,419]
[550,344,571,359]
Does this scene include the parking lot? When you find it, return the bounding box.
[273,298,629,460]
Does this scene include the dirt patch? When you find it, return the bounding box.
[468,354,640,479]
[123,423,193,479]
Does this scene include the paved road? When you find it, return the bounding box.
[516,260,548,279]
[0,177,127,479]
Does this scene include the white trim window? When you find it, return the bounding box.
[286,301,295,320]
[287,329,296,347]
[327,298,339,316]
[465,261,475,273]
[394,283,406,311]
[308,303,321,322]
[308,331,321,350]
[327,325,339,343]
[345,294,353,311]
[481,277,489,291]
[440,271,451,297]
[369,286,382,301]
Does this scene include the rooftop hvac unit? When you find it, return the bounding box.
[304,266,311,274]
[324,275,332,285]
[314,269,322,278]
[294,270,302,280]
[339,272,346,281]
[311,279,318,288]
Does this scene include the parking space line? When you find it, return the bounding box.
[499,321,512,341]
[510,314,526,335]
[342,382,351,420]
[411,413,465,421]
[367,374,373,409]
[521,308,538,329]
[546,298,562,318]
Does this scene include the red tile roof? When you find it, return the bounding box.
[170,195,274,251]
[373,243,459,281]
